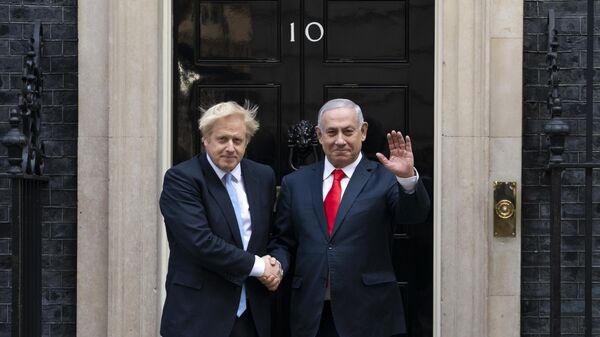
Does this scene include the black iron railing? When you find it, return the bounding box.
[1,20,46,337]
[544,5,595,337]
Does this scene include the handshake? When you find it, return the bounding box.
[258,255,283,291]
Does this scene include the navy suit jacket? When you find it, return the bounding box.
[269,156,431,337]
[160,154,276,337]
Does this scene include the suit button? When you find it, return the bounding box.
[328,245,332,250]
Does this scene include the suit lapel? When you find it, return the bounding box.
[330,156,375,239]
[198,155,244,248]
[310,161,330,240]
[241,160,261,252]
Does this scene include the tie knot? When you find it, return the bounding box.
[224,172,233,184]
[333,169,345,182]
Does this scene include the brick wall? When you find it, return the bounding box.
[0,0,77,336]
[522,1,593,335]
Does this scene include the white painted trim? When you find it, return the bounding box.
[433,0,442,335]
[157,0,173,333]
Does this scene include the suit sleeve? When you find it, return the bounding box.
[160,167,255,286]
[267,177,295,275]
[389,176,431,225]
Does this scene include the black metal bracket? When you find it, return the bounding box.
[544,10,570,168]
[543,7,596,337]
[543,10,564,337]
[0,20,47,337]
[2,20,45,176]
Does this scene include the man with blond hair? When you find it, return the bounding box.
[160,101,282,337]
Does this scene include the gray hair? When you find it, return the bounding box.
[317,98,364,129]
[198,101,260,140]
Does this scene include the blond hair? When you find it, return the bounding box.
[198,101,260,140]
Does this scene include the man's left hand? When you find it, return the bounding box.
[375,130,415,178]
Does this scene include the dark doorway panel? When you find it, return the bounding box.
[173,1,435,336]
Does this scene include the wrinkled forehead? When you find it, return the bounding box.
[320,107,359,128]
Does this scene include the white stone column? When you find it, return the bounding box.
[434,0,523,336]
[78,0,162,335]
[487,0,523,336]
[77,0,109,335]
[435,0,491,335]
[106,0,161,336]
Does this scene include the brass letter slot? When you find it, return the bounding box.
[493,181,516,237]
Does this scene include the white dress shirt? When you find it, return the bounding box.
[206,155,265,277]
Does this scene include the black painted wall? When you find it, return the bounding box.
[0,0,77,336]
[522,1,597,336]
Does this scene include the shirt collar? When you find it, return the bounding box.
[323,152,362,181]
[206,153,242,183]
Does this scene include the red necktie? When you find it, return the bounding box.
[324,169,345,235]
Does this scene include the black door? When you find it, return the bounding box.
[173,0,434,336]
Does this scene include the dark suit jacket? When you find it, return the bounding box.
[269,156,430,337]
[159,154,276,337]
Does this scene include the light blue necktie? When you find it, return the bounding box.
[224,173,247,317]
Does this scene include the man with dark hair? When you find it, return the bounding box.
[269,98,430,337]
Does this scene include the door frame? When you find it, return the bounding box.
[77,0,523,336]
[158,0,441,332]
